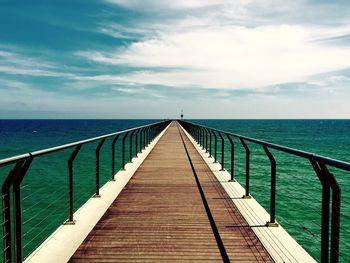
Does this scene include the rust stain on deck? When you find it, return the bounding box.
[70,122,273,262]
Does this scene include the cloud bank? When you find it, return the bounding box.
[1,0,350,118]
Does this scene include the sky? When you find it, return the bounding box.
[0,0,350,119]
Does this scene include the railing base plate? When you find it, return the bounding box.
[242,195,251,199]
[93,194,101,198]
[64,220,76,225]
[266,222,279,227]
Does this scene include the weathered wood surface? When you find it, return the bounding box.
[70,122,272,262]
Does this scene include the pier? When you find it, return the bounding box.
[71,122,270,262]
[1,120,349,263]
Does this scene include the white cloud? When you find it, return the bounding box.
[0,65,75,78]
[105,0,234,10]
[78,25,350,89]
[0,48,76,78]
[0,49,56,69]
[2,0,350,118]
[94,0,350,92]
[0,78,32,90]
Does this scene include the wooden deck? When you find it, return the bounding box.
[70,122,272,262]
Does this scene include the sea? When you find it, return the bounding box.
[0,119,349,262]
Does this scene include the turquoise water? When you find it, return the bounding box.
[0,119,349,262]
[0,119,155,261]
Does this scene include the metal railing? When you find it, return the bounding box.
[179,120,350,263]
[0,120,171,263]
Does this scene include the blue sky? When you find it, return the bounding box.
[0,0,350,119]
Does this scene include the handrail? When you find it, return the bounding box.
[180,120,350,172]
[1,120,171,263]
[0,120,168,167]
[179,120,346,263]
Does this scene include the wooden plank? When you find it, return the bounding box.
[70,122,273,262]
[179,126,272,262]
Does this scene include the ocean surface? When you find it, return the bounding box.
[0,119,349,262]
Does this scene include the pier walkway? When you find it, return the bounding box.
[70,122,272,262]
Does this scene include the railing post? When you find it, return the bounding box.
[310,159,330,263]
[197,126,200,144]
[145,127,148,146]
[142,127,147,149]
[153,126,157,140]
[311,160,340,263]
[153,125,157,141]
[218,132,225,171]
[198,127,202,147]
[135,129,140,157]
[66,146,81,224]
[148,126,152,144]
[145,127,149,146]
[263,146,278,227]
[2,161,25,263]
[330,179,341,263]
[319,163,340,263]
[142,128,146,149]
[129,130,136,163]
[202,128,205,148]
[122,131,129,170]
[158,124,162,136]
[148,127,151,144]
[146,126,150,146]
[192,125,196,141]
[240,138,251,199]
[95,139,105,197]
[226,134,235,181]
[111,134,120,181]
[198,127,201,146]
[209,129,212,157]
[204,128,208,153]
[139,128,144,152]
[13,157,32,263]
[151,125,154,141]
[201,128,205,149]
[213,131,218,163]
